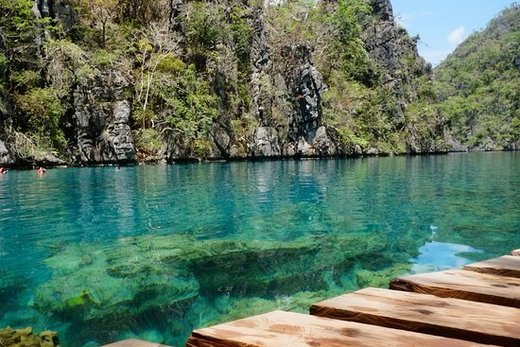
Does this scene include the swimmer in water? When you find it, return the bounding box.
[0,167,7,174]
[37,167,46,174]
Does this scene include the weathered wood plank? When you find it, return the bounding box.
[390,269,520,307]
[186,310,491,347]
[310,287,520,346]
[464,255,520,278]
[103,338,170,347]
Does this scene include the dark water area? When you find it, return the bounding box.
[0,152,519,346]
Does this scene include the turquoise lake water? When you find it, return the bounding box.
[0,152,519,346]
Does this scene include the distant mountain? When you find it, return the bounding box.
[435,4,520,150]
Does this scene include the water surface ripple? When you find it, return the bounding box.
[0,153,519,346]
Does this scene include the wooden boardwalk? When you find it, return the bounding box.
[108,249,520,346]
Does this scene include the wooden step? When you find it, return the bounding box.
[464,255,520,278]
[310,287,520,346]
[390,269,520,307]
[103,339,170,347]
[186,310,492,347]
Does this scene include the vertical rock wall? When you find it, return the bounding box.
[71,73,135,163]
[0,0,440,165]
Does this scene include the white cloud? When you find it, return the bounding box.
[447,26,466,46]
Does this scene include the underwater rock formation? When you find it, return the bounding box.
[0,326,59,347]
[30,224,434,345]
[35,232,392,320]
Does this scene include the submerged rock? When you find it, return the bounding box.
[34,242,198,321]
[356,263,412,288]
[0,326,59,347]
[33,229,429,342]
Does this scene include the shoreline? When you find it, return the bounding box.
[1,148,517,171]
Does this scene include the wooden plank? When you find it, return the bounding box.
[310,287,520,346]
[464,255,520,278]
[103,339,170,347]
[186,310,491,347]
[390,269,520,307]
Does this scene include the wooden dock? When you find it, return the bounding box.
[108,249,520,346]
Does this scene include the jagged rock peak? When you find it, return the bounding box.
[371,0,394,21]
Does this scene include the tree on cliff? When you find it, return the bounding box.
[83,0,118,47]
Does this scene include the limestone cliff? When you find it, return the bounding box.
[0,0,444,166]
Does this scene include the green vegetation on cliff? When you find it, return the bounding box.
[0,0,449,165]
[434,4,520,150]
[2,0,517,164]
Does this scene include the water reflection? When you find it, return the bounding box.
[411,241,483,273]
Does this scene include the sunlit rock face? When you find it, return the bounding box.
[0,140,14,165]
[0,0,438,165]
[72,75,135,164]
[282,44,324,145]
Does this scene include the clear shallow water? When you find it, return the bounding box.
[0,152,519,346]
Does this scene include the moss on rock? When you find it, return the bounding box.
[0,327,59,347]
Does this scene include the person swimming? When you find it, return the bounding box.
[37,167,46,174]
[0,167,7,174]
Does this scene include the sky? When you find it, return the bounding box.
[391,0,518,66]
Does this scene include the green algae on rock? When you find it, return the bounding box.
[355,263,412,288]
[29,225,435,346]
[33,229,426,327]
[34,241,199,321]
[0,327,59,347]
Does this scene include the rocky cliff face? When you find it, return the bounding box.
[364,0,431,122]
[0,0,441,166]
[70,73,135,164]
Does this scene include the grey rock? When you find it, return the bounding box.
[282,44,325,143]
[210,123,231,158]
[444,133,467,152]
[366,147,380,155]
[108,100,136,161]
[229,144,246,159]
[71,72,135,163]
[363,0,432,125]
[312,126,337,156]
[371,0,394,21]
[36,0,79,33]
[283,143,296,157]
[476,136,498,151]
[36,0,51,17]
[249,127,281,157]
[0,140,14,165]
[250,9,274,125]
[296,136,315,156]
